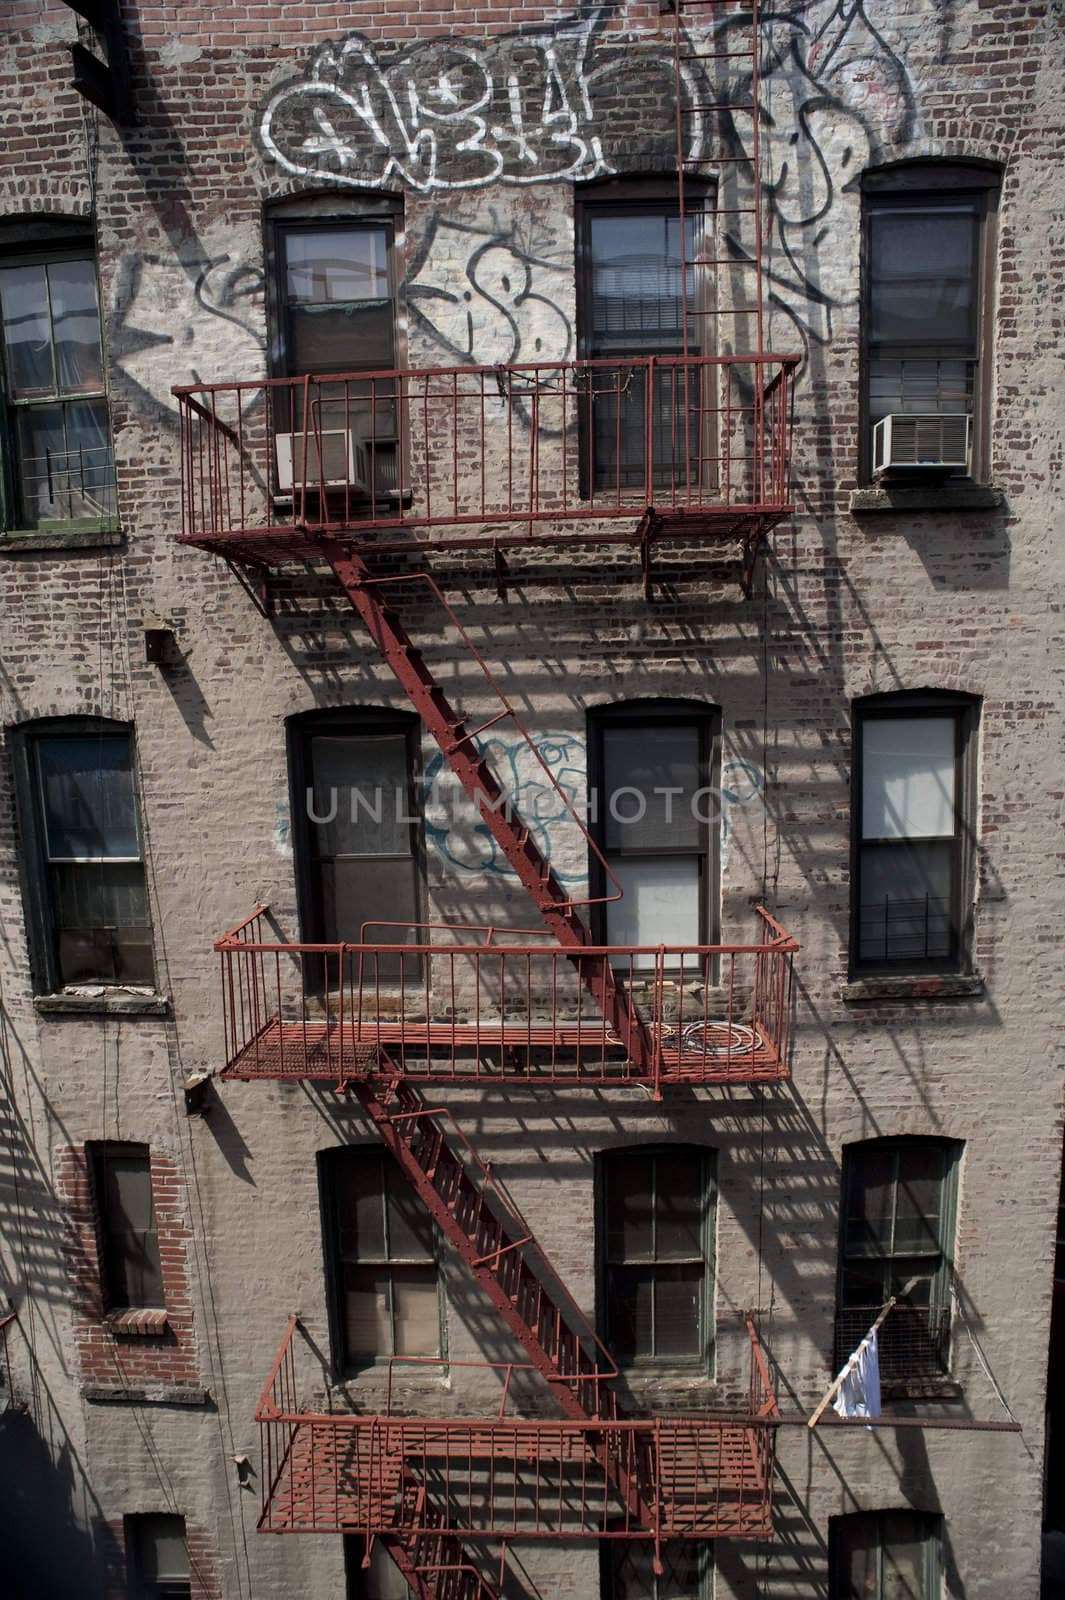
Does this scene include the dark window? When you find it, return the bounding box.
[125,1514,190,1600]
[577,194,705,493]
[289,710,424,982]
[321,1147,441,1375]
[861,163,998,481]
[588,702,717,958]
[344,1535,410,1599]
[268,203,401,501]
[836,1139,960,1387]
[602,1539,712,1599]
[0,242,116,531]
[598,1146,715,1369]
[92,1144,164,1312]
[830,1510,941,1599]
[851,693,977,974]
[14,721,153,991]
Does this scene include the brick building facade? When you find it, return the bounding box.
[0,1,1062,1597]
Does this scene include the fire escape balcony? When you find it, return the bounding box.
[214,907,797,1092]
[256,1317,779,1541]
[174,355,798,572]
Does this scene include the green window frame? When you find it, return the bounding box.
[320,1146,444,1377]
[597,1144,716,1372]
[12,718,154,993]
[829,1510,941,1599]
[835,1138,961,1390]
[0,241,117,534]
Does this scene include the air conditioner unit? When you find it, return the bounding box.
[872,413,972,475]
[274,430,370,495]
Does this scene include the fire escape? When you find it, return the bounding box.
[176,3,798,1595]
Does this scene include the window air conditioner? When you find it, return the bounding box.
[872,413,972,475]
[274,430,370,495]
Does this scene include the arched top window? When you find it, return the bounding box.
[859,159,1001,483]
[11,717,153,991]
[596,1143,716,1371]
[850,689,979,974]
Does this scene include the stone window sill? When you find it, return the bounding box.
[881,1376,963,1402]
[840,974,985,1003]
[0,524,124,554]
[849,483,1004,515]
[82,1383,210,1407]
[34,990,171,1019]
[106,1308,169,1336]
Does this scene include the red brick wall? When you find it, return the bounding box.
[57,1145,201,1392]
[99,1516,223,1600]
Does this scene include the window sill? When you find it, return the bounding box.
[0,524,124,553]
[34,989,171,1018]
[849,483,1004,515]
[105,1308,169,1336]
[881,1376,963,1402]
[82,1383,211,1407]
[840,974,985,1003]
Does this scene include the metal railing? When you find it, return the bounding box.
[174,354,797,557]
[255,1315,777,1540]
[214,907,797,1090]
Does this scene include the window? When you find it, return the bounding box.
[602,1540,711,1599]
[851,692,977,974]
[289,710,424,981]
[345,1536,409,1599]
[861,162,999,481]
[0,231,116,531]
[321,1147,441,1375]
[92,1144,164,1313]
[14,720,153,991]
[577,190,705,492]
[598,1146,715,1369]
[588,701,717,961]
[836,1139,961,1388]
[830,1511,941,1599]
[125,1514,191,1600]
[267,199,401,499]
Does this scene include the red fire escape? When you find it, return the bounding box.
[176,3,797,1594]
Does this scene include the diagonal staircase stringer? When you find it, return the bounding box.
[319,541,660,1083]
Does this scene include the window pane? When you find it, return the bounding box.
[336,1154,386,1261]
[605,857,701,957]
[0,262,53,395]
[102,1153,155,1232]
[589,214,695,352]
[285,229,390,304]
[654,1266,703,1357]
[48,259,104,393]
[861,718,955,840]
[308,733,413,858]
[130,1515,190,1585]
[869,208,976,345]
[610,1540,705,1599]
[858,841,954,964]
[602,725,702,852]
[38,735,139,858]
[868,356,973,427]
[607,1266,653,1363]
[108,1227,164,1308]
[605,1151,654,1260]
[344,1266,392,1359]
[52,862,149,927]
[654,1152,704,1258]
[385,1166,437,1260]
[15,400,113,525]
[845,1146,896,1257]
[320,859,420,971]
[391,1266,440,1356]
[288,304,394,375]
[347,1535,412,1600]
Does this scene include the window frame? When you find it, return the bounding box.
[574,182,714,498]
[587,699,720,953]
[0,226,117,535]
[11,716,155,994]
[595,1143,717,1375]
[835,1137,962,1390]
[319,1144,445,1379]
[849,690,978,978]
[90,1141,165,1316]
[124,1512,191,1600]
[829,1509,942,1600]
[287,706,427,983]
[859,160,1000,485]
